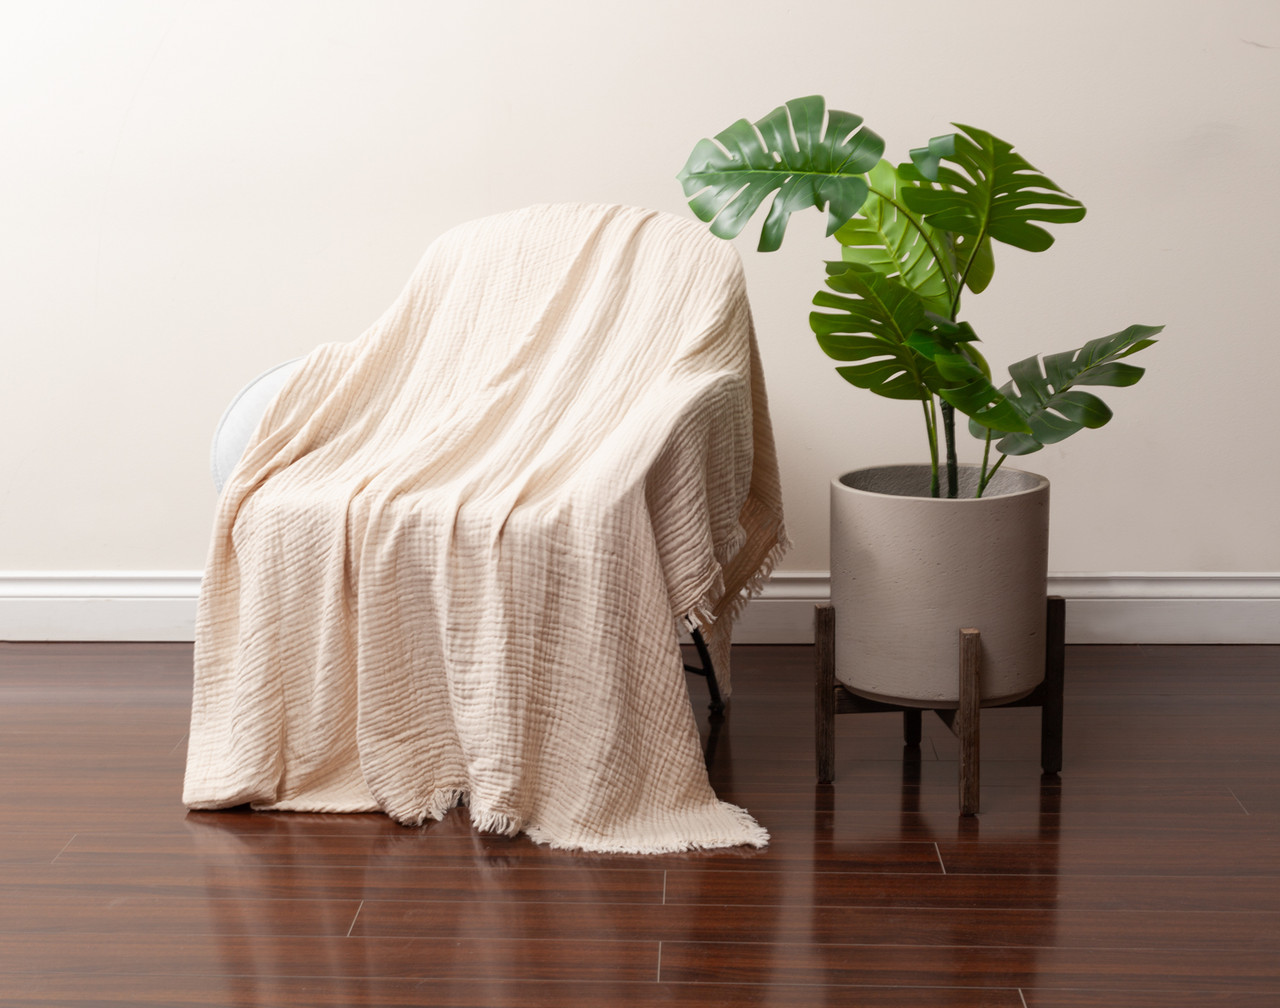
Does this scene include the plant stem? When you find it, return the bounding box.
[977,429,993,497]
[976,452,1007,498]
[952,232,990,319]
[941,402,958,498]
[923,397,940,497]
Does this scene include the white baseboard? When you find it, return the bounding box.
[0,573,203,643]
[733,572,1280,645]
[2,571,1279,645]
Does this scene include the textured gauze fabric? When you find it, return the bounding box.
[183,202,788,853]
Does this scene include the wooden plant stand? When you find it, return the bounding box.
[815,596,1066,815]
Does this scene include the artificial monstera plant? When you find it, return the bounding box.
[677,95,1162,498]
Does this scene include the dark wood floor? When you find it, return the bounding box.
[1,640,1278,1006]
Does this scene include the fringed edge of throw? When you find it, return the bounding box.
[387,786,466,827]
[683,522,792,638]
[716,526,792,630]
[522,800,769,855]
[393,792,768,853]
[467,802,525,839]
[391,790,526,838]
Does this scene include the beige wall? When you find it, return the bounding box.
[3,0,1277,576]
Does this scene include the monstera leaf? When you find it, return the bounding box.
[812,262,1032,435]
[834,160,956,317]
[902,125,1086,293]
[909,320,1031,435]
[677,95,884,252]
[810,264,937,401]
[974,324,1163,455]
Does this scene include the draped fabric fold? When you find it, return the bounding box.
[183,203,787,853]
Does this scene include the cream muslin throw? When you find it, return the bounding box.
[184,203,787,853]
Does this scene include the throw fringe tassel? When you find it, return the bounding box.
[467,802,524,839]
[396,791,766,853]
[394,789,523,838]
[715,529,792,630]
[523,801,769,855]
[390,786,467,827]
[683,525,792,639]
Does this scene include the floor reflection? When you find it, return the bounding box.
[183,812,374,1008]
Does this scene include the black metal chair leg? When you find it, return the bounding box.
[684,626,725,715]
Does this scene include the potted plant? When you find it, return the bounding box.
[677,95,1162,705]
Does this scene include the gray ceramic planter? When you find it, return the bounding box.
[829,464,1050,708]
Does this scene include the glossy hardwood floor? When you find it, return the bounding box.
[1,640,1278,1006]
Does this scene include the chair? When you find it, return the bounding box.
[210,356,727,713]
[185,203,786,854]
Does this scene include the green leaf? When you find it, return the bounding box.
[938,360,1034,433]
[834,160,955,315]
[1049,389,1113,427]
[677,95,885,252]
[900,125,1086,291]
[1047,326,1161,386]
[810,264,938,402]
[913,313,980,347]
[973,324,1163,454]
[908,133,956,181]
[956,233,994,294]
[907,323,1031,434]
[986,430,1043,456]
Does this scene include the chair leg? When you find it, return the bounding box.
[685,626,725,715]
[815,604,836,783]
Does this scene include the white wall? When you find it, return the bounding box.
[2,1,1277,588]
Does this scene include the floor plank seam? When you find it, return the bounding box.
[1226,786,1253,814]
[345,900,364,938]
[49,834,77,865]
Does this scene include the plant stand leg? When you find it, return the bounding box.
[903,709,922,748]
[958,628,981,816]
[815,604,836,783]
[1041,595,1066,775]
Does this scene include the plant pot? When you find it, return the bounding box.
[829,464,1050,708]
